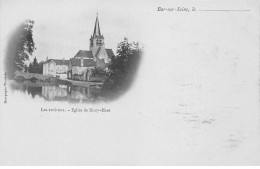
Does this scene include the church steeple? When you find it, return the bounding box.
[93,13,101,36]
[90,13,105,55]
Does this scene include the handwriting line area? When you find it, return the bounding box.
[199,9,250,12]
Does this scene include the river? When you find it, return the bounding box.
[10,79,105,103]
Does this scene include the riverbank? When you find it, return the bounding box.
[60,79,103,88]
[14,71,104,88]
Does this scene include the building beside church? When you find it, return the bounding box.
[68,50,96,81]
[43,59,69,79]
[68,14,115,81]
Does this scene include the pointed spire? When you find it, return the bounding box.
[93,13,101,36]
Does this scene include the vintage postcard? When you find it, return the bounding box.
[0,0,259,166]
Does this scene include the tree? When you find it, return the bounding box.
[5,20,36,78]
[28,57,40,73]
[102,38,143,99]
[109,38,142,75]
[28,63,33,73]
[38,61,44,74]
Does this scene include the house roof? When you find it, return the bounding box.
[74,50,94,58]
[53,59,70,65]
[44,59,69,65]
[70,58,96,67]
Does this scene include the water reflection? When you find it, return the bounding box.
[10,80,104,103]
[42,85,68,101]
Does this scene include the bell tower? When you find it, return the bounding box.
[89,13,105,56]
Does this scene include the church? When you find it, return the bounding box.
[67,14,115,80]
[43,14,115,81]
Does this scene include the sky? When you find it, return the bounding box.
[1,0,147,62]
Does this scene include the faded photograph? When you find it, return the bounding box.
[5,13,143,103]
[0,0,260,166]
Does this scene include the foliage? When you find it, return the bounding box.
[28,57,40,73]
[38,61,44,74]
[102,38,143,99]
[5,20,36,78]
[15,20,36,71]
[88,67,107,81]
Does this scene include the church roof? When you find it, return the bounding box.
[94,47,115,59]
[105,49,115,58]
[74,50,93,58]
[93,14,101,36]
[70,58,96,67]
[95,47,102,57]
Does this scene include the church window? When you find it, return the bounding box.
[97,39,102,45]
